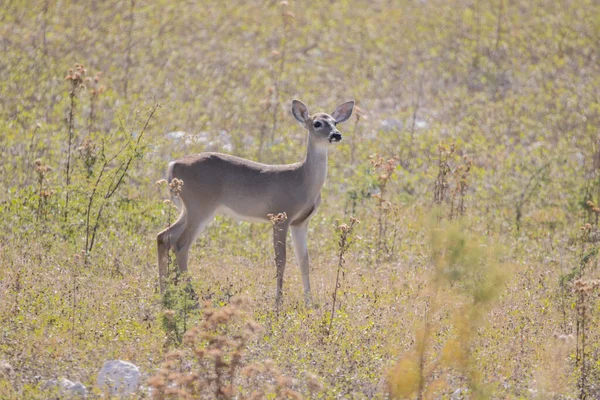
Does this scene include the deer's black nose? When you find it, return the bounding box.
[329,132,342,143]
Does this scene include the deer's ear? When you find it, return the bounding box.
[292,100,309,124]
[331,101,355,124]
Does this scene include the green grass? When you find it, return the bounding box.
[2,0,600,398]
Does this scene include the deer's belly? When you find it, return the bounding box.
[217,205,271,223]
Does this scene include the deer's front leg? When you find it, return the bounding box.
[291,222,311,305]
[273,220,289,308]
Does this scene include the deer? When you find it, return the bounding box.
[157,99,355,306]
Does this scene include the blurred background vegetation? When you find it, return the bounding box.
[1,0,600,398]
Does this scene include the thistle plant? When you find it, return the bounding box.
[585,200,600,227]
[85,71,104,135]
[34,159,53,220]
[156,178,184,279]
[349,105,364,165]
[148,297,307,399]
[369,154,397,263]
[328,217,360,336]
[77,137,98,179]
[64,63,86,221]
[433,142,455,205]
[450,155,473,219]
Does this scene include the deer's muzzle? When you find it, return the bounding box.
[328,132,342,143]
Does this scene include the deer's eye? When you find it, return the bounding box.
[313,121,322,128]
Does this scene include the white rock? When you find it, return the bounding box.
[43,378,87,397]
[96,360,141,396]
[381,118,403,131]
[451,388,466,400]
[415,119,428,129]
[0,362,14,378]
[166,130,186,140]
[222,143,233,152]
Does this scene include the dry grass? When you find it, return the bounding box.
[2,0,600,398]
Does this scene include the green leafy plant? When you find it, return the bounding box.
[387,219,512,399]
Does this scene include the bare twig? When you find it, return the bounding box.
[409,69,425,154]
[123,0,136,97]
[328,217,359,336]
[269,1,293,144]
[64,64,86,221]
[87,103,159,252]
[85,142,107,255]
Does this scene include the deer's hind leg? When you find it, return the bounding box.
[157,206,216,295]
[170,207,217,304]
[157,210,188,293]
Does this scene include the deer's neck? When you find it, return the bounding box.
[301,135,328,199]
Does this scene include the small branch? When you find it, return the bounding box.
[41,0,49,55]
[63,64,86,222]
[416,301,430,400]
[408,68,426,161]
[515,160,551,233]
[269,2,293,144]
[328,218,359,336]
[85,156,107,253]
[494,0,504,52]
[88,203,105,254]
[105,103,158,199]
[123,0,136,97]
[87,103,159,253]
[64,89,76,221]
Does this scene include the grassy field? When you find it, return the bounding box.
[1,0,600,398]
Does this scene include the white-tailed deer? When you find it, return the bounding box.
[157,99,354,306]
